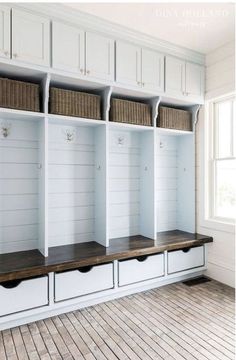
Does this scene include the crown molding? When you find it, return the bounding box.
[7,2,205,65]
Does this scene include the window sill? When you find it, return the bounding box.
[200,217,235,234]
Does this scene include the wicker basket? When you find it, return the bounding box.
[157,106,192,131]
[49,87,101,120]
[0,77,40,112]
[110,98,152,126]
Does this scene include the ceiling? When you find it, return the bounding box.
[66,3,235,54]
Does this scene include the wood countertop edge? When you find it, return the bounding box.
[0,237,213,283]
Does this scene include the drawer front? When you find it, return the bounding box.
[55,263,114,302]
[168,246,204,274]
[0,276,48,317]
[119,253,164,287]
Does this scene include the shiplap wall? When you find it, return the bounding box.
[156,134,177,231]
[156,133,195,233]
[0,119,39,253]
[109,130,140,238]
[205,41,235,99]
[197,41,235,287]
[48,124,95,247]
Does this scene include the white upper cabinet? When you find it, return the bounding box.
[0,6,10,59]
[52,22,114,81]
[116,40,141,88]
[52,21,85,74]
[141,48,164,92]
[165,55,204,102]
[86,32,114,81]
[165,56,185,97]
[116,41,164,92]
[12,9,50,66]
[185,62,204,99]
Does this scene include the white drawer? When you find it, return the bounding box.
[0,276,48,317]
[168,246,204,274]
[119,253,164,287]
[55,262,114,302]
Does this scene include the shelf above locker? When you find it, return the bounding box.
[109,121,153,132]
[0,231,213,283]
[48,113,106,127]
[0,107,45,122]
[156,127,194,136]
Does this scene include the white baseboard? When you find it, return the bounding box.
[206,262,235,288]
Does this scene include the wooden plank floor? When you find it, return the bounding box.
[0,280,235,360]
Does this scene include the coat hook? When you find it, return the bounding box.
[62,128,76,142]
[117,136,125,146]
[1,122,11,138]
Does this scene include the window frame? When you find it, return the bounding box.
[202,93,236,233]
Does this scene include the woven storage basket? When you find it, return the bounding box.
[50,87,101,120]
[0,77,40,112]
[157,106,192,131]
[110,98,152,126]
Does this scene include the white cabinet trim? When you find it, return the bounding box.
[0,5,10,59]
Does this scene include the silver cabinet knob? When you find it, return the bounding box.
[13,53,17,58]
[80,69,84,73]
[86,70,90,75]
[142,82,145,86]
[137,81,141,86]
[4,51,9,56]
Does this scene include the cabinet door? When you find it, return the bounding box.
[12,9,50,66]
[86,32,114,81]
[165,56,185,97]
[185,62,204,100]
[116,40,141,87]
[52,21,85,74]
[0,6,10,59]
[142,48,164,92]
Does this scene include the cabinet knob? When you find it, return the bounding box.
[142,82,145,86]
[137,81,141,86]
[4,51,9,56]
[80,69,84,73]
[86,70,90,75]
[13,53,17,58]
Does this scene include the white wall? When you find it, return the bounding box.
[205,41,235,99]
[196,41,235,288]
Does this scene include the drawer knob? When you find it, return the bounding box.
[182,248,191,253]
[136,255,148,262]
[78,265,93,273]
[1,280,22,289]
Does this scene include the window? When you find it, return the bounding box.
[208,95,236,223]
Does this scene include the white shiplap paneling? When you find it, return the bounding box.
[156,132,195,233]
[48,123,95,247]
[205,41,235,99]
[0,119,40,253]
[109,130,140,238]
